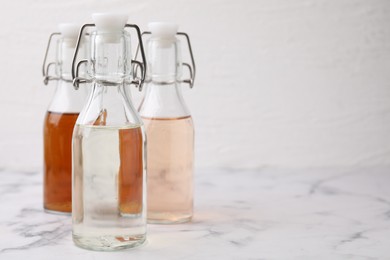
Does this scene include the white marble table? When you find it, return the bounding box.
[0,167,389,259]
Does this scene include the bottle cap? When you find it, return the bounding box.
[149,22,178,40]
[92,13,128,43]
[58,23,79,46]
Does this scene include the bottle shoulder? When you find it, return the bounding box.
[138,84,191,118]
[48,82,89,113]
[76,84,143,127]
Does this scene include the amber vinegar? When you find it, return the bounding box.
[44,112,79,213]
[42,23,87,214]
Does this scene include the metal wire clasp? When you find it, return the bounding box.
[177,32,196,88]
[42,32,61,85]
[71,24,147,91]
[135,31,196,88]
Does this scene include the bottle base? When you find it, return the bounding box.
[44,202,71,214]
[44,208,71,216]
[73,234,146,251]
[147,212,192,224]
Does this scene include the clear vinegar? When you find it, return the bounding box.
[72,124,146,251]
[142,116,194,224]
[44,112,79,213]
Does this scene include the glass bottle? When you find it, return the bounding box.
[42,23,88,214]
[71,13,147,251]
[138,22,196,224]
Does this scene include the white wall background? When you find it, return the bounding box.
[0,0,389,171]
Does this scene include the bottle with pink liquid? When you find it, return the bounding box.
[138,22,196,224]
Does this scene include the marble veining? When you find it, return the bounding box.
[0,167,390,259]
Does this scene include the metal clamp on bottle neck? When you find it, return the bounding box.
[43,24,81,85]
[136,29,196,89]
[42,32,61,85]
[72,23,147,91]
[177,32,196,88]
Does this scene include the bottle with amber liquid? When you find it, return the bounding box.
[42,24,88,214]
[138,22,196,224]
[71,13,147,250]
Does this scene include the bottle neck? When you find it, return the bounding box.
[57,40,78,81]
[76,31,140,127]
[48,38,88,114]
[139,36,189,119]
[139,81,190,119]
[89,31,132,85]
[146,37,182,84]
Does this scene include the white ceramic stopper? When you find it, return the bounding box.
[92,13,128,43]
[149,22,178,39]
[58,23,80,46]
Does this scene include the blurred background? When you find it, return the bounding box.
[0,0,389,171]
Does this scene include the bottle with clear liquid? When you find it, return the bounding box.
[139,22,196,224]
[42,24,88,214]
[71,13,147,250]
